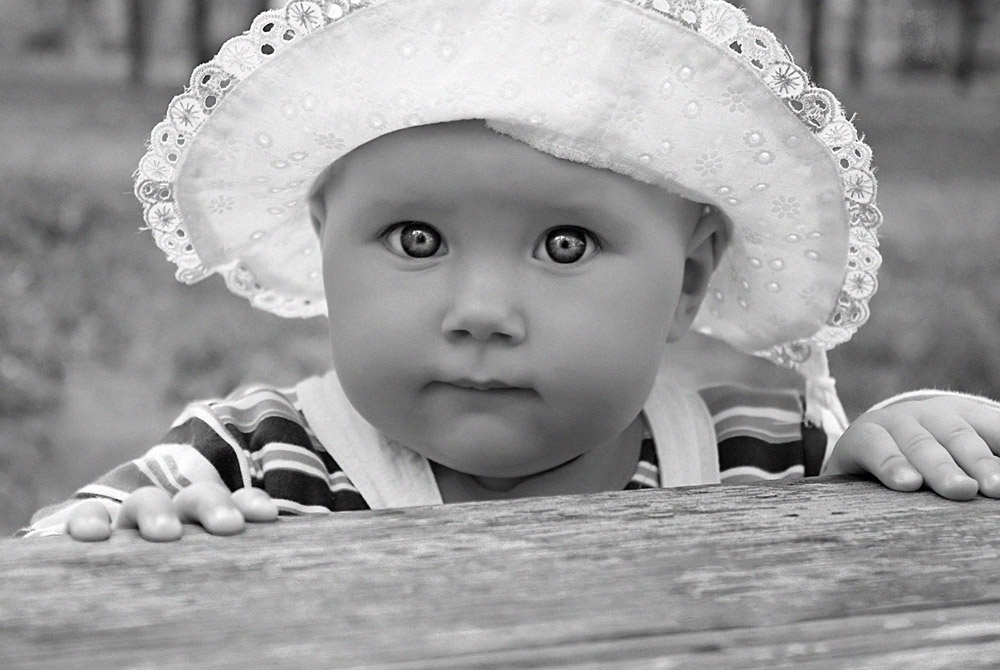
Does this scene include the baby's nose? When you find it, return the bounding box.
[441,276,526,345]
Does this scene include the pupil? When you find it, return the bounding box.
[546,227,586,263]
[400,223,440,257]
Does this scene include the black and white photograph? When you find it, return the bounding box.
[3,0,1000,666]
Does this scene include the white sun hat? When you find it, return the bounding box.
[135,0,882,424]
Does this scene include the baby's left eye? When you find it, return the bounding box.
[533,226,600,264]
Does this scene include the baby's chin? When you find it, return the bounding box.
[404,433,584,480]
[437,456,572,480]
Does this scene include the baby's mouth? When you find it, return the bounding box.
[430,378,536,395]
[446,378,524,391]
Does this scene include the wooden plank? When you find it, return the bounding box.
[3,476,1000,668]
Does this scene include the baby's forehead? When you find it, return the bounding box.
[318,120,698,227]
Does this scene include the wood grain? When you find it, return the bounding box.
[4,476,1000,669]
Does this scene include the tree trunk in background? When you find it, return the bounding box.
[190,0,211,67]
[807,0,825,86]
[956,0,983,89]
[848,0,869,87]
[126,0,146,86]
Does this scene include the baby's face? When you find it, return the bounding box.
[316,120,704,478]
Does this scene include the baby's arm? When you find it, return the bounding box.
[823,390,1000,500]
[20,398,280,541]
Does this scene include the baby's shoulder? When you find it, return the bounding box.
[697,383,805,424]
[696,383,827,482]
[175,382,369,511]
[200,383,311,431]
[170,382,315,445]
[168,381,335,469]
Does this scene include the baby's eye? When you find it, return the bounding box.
[534,226,600,264]
[381,221,447,258]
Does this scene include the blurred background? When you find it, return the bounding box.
[1,0,999,535]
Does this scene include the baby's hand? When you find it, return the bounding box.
[66,482,278,542]
[824,396,1000,500]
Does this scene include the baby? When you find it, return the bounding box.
[20,0,1000,541]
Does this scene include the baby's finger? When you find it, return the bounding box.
[955,402,1000,455]
[922,414,1000,498]
[884,417,979,501]
[832,421,923,491]
[231,487,279,523]
[66,500,113,542]
[117,487,184,541]
[173,482,245,536]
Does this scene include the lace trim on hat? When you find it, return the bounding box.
[133,0,882,364]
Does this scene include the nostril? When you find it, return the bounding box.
[446,327,514,344]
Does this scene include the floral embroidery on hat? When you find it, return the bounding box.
[843,271,877,300]
[721,86,750,113]
[144,203,180,232]
[819,120,857,148]
[168,96,207,132]
[754,149,775,165]
[313,132,346,151]
[700,2,744,43]
[139,155,174,182]
[771,196,800,219]
[286,1,324,32]
[217,36,258,76]
[695,151,723,176]
[208,195,236,214]
[744,129,764,147]
[844,170,877,203]
[764,62,807,99]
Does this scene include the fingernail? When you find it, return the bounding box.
[256,501,279,521]
[150,515,182,535]
[986,473,1000,494]
[70,517,112,542]
[948,475,979,496]
[210,508,244,530]
[206,509,244,535]
[894,468,921,487]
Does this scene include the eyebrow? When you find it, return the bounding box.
[545,200,615,217]
[366,192,619,218]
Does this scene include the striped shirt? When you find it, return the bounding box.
[17,382,827,537]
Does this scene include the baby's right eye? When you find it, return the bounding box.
[381,221,447,258]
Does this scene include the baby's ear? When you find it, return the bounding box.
[689,204,731,272]
[668,205,731,341]
[308,185,327,235]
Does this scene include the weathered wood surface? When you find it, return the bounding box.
[4,476,1000,669]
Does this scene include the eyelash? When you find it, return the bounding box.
[379,221,601,264]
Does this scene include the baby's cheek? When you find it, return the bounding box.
[540,342,659,438]
[331,343,420,443]
[545,287,668,368]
